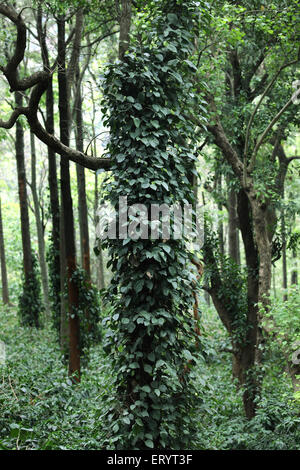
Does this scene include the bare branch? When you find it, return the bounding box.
[248,96,298,173]
[187,95,244,182]
[244,50,300,164]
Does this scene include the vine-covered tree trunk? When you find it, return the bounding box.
[15,91,40,327]
[101,1,200,449]
[0,197,9,304]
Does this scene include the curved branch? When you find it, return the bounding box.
[0,4,49,91]
[0,107,26,128]
[0,3,111,172]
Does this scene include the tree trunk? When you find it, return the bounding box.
[36,6,61,322]
[75,73,91,279]
[251,201,272,312]
[291,247,298,286]
[15,92,33,284]
[57,16,80,381]
[59,202,69,356]
[15,91,39,327]
[0,197,9,304]
[281,192,288,300]
[118,0,132,60]
[228,187,240,264]
[217,175,224,257]
[30,132,50,315]
[235,189,260,419]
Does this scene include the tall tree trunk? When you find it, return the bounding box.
[291,247,298,286]
[15,91,41,327]
[236,189,260,419]
[75,73,91,279]
[217,175,224,257]
[15,91,33,285]
[118,0,132,60]
[57,16,80,381]
[90,88,105,291]
[0,197,9,304]
[228,187,240,264]
[281,198,288,301]
[36,6,61,325]
[30,132,50,315]
[60,203,69,355]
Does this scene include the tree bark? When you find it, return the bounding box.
[36,6,61,323]
[281,195,288,301]
[291,247,298,286]
[15,91,33,283]
[57,16,80,381]
[118,0,132,60]
[15,91,39,327]
[30,131,50,315]
[0,197,9,304]
[75,72,91,280]
[228,187,240,264]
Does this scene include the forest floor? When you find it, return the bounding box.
[0,303,299,450]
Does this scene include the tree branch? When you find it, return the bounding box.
[0,3,111,172]
[248,95,298,173]
[244,50,300,164]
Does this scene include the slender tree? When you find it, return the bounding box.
[0,197,9,305]
[29,131,50,315]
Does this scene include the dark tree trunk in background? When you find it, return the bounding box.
[281,193,288,301]
[217,175,224,257]
[93,168,105,291]
[75,74,91,280]
[36,7,61,323]
[30,132,50,315]
[15,91,39,327]
[291,247,298,286]
[15,93,33,283]
[118,0,132,60]
[0,197,9,304]
[228,187,240,264]
[236,189,259,419]
[57,17,80,381]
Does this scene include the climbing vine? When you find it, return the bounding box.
[47,237,61,335]
[70,267,102,358]
[99,0,205,450]
[18,253,43,328]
